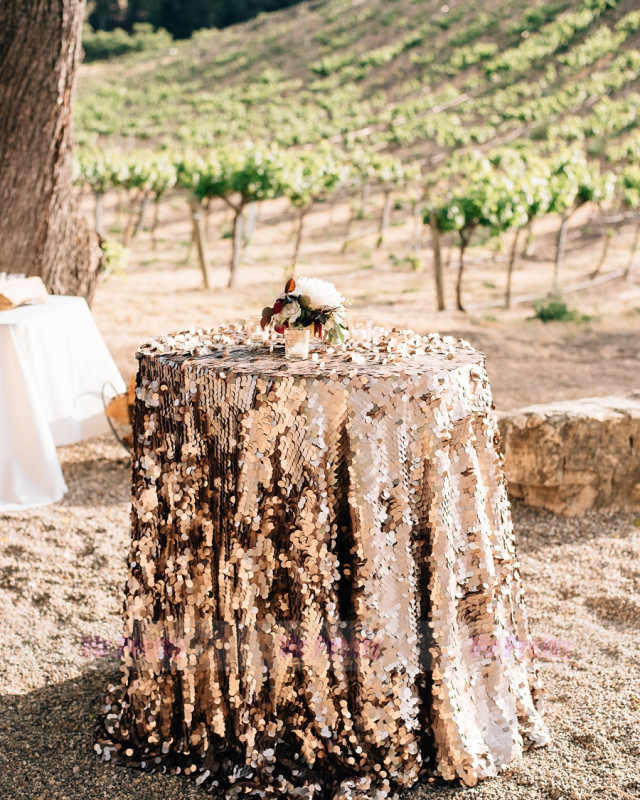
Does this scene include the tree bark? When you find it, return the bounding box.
[412,192,422,255]
[133,191,151,238]
[244,201,259,244]
[0,0,101,301]
[360,179,370,218]
[590,204,610,279]
[623,214,640,279]
[505,226,522,309]
[291,205,307,272]
[377,190,392,248]
[521,218,536,257]
[183,228,195,265]
[229,206,244,288]
[429,212,445,311]
[123,189,143,243]
[189,198,211,289]
[151,195,161,251]
[456,230,471,312]
[95,191,106,238]
[552,211,570,296]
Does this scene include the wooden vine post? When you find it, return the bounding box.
[189,197,212,289]
[504,226,522,309]
[429,211,445,311]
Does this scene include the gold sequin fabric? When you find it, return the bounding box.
[96,327,549,798]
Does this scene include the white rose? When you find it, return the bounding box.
[281,299,302,324]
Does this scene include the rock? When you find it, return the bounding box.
[498,393,640,516]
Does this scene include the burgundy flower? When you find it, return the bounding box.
[274,324,285,334]
[273,300,283,314]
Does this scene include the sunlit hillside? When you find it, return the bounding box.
[73,0,640,320]
[77,0,640,160]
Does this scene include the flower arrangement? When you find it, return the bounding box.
[261,277,347,343]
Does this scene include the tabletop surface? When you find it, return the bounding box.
[0,295,85,326]
[137,327,483,379]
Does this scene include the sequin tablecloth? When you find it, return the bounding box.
[97,328,549,798]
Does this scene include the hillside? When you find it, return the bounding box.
[73,0,640,321]
[76,0,640,160]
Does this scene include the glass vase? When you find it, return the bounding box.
[245,315,269,343]
[284,327,310,360]
[348,315,373,343]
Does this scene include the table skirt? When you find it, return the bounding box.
[97,338,548,798]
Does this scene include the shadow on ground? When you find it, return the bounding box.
[0,667,211,800]
[0,667,483,800]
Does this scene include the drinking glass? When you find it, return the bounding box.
[245,315,269,343]
[284,327,310,360]
[348,315,373,343]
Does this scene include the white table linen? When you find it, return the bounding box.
[0,296,125,511]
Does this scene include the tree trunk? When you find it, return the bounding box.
[456,231,470,312]
[123,189,142,243]
[244,201,258,244]
[133,191,151,238]
[377,190,392,248]
[292,206,307,271]
[202,197,212,240]
[360,179,370,218]
[151,195,161,251]
[189,198,211,289]
[522,218,535,257]
[552,211,570,296]
[183,228,195,265]
[590,204,610,279]
[505,226,522,309]
[0,0,101,301]
[429,212,445,311]
[229,206,244,288]
[623,214,640,279]
[95,191,105,238]
[412,192,422,255]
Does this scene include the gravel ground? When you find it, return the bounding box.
[1,437,639,800]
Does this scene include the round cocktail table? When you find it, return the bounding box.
[97,327,548,798]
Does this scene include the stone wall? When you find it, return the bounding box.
[498,394,640,516]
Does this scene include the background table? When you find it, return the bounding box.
[0,296,125,511]
[98,328,548,798]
